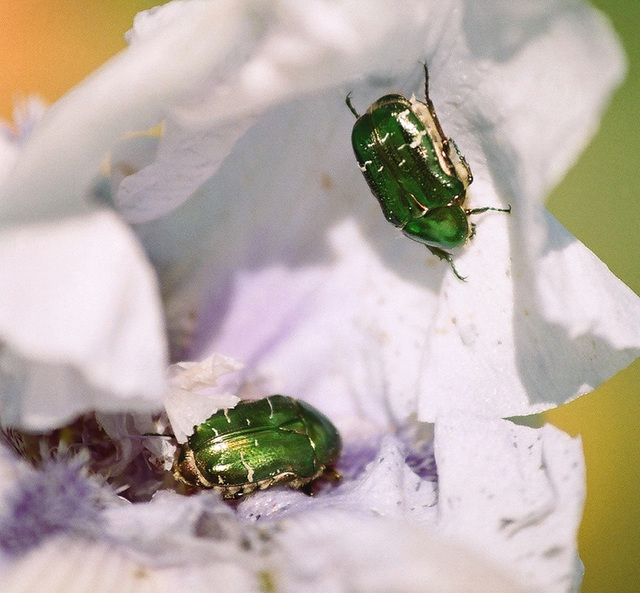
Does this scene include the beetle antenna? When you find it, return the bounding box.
[142,432,176,438]
[422,62,430,98]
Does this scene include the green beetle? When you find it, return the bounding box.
[347,64,510,280]
[173,395,341,498]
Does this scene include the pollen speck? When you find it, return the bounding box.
[320,173,333,191]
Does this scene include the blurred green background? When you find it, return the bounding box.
[0,1,637,591]
[545,1,640,591]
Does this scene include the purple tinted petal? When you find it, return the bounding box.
[0,458,105,555]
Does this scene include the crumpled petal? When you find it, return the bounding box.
[165,353,242,442]
[96,481,527,593]
[435,411,585,593]
[96,410,581,591]
[0,406,584,591]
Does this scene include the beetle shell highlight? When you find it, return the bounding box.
[173,395,341,498]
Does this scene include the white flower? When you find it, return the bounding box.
[0,1,638,592]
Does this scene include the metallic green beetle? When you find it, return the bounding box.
[347,64,510,280]
[174,395,341,498]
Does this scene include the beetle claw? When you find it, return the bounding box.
[345,92,360,118]
[427,246,467,282]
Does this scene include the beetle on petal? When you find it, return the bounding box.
[174,395,342,498]
[347,64,510,280]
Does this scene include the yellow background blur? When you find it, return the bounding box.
[0,1,637,591]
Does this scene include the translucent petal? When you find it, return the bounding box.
[0,211,167,429]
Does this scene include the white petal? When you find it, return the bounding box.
[402,1,639,417]
[1,536,170,593]
[435,411,585,593]
[417,213,640,418]
[236,434,437,522]
[534,210,640,345]
[0,211,167,430]
[459,3,640,407]
[165,353,242,442]
[270,510,530,593]
[114,0,433,223]
[0,1,269,225]
[468,1,625,195]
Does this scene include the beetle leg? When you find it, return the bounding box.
[142,432,175,438]
[448,138,474,186]
[468,222,477,241]
[427,245,467,282]
[465,205,512,216]
[346,93,360,118]
[321,466,342,482]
